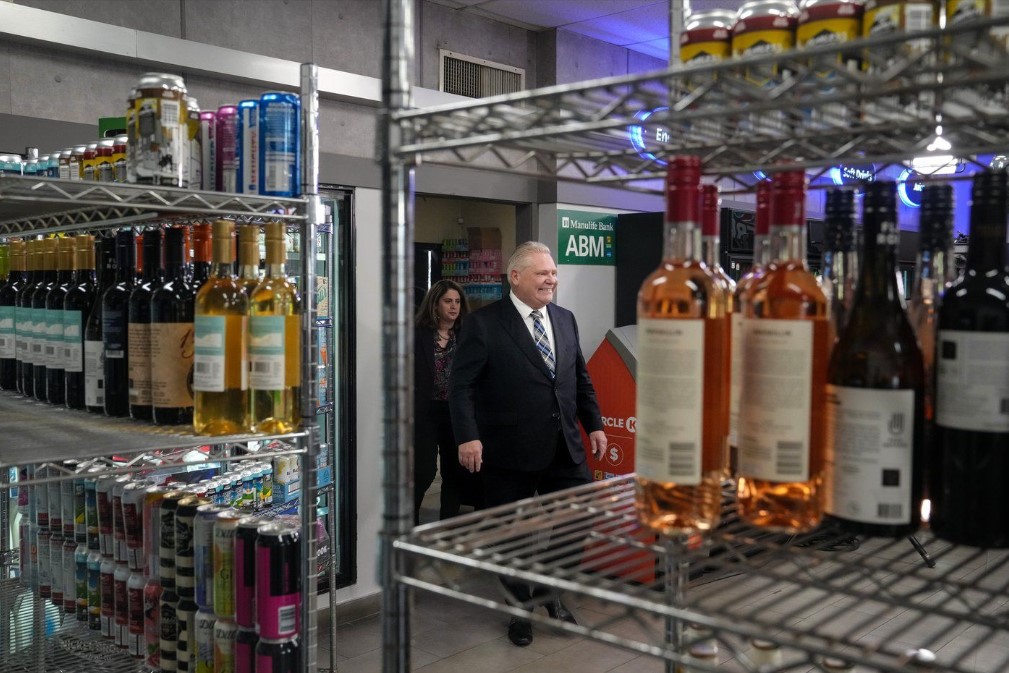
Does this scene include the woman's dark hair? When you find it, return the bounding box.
[415,279,470,329]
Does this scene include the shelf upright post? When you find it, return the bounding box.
[380,1,415,672]
[300,61,322,673]
[668,0,685,69]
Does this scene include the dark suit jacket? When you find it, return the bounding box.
[449,298,603,472]
[414,326,438,421]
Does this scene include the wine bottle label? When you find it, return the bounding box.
[194,315,226,393]
[46,308,63,369]
[84,339,105,407]
[151,322,195,408]
[248,315,286,390]
[728,311,744,448]
[634,318,705,485]
[0,305,14,358]
[824,385,915,524]
[64,310,83,373]
[935,329,1009,432]
[37,309,51,368]
[28,307,41,365]
[14,305,27,362]
[739,319,813,482]
[128,322,152,405]
[103,308,126,359]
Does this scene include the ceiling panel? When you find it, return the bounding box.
[565,2,671,46]
[475,0,664,28]
[625,37,671,61]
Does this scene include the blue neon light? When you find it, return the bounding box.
[628,107,669,166]
[898,168,925,208]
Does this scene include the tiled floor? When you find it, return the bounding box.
[317,478,1009,673]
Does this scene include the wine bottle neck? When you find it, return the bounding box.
[768,225,806,264]
[213,261,235,278]
[910,248,953,303]
[966,218,1008,273]
[701,235,721,268]
[857,226,901,302]
[265,262,287,278]
[663,219,701,262]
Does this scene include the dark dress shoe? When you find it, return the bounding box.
[508,617,533,646]
[545,598,577,625]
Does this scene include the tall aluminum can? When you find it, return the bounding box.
[259,92,301,197]
[199,110,217,191]
[238,99,260,195]
[194,503,224,610]
[122,481,148,571]
[127,73,188,186]
[194,607,217,673]
[215,105,239,192]
[255,521,300,639]
[213,618,239,673]
[100,555,116,637]
[235,626,259,673]
[63,536,77,613]
[114,562,131,647]
[235,517,259,628]
[87,548,103,630]
[256,636,300,673]
[127,569,146,657]
[212,509,242,619]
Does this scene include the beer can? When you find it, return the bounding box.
[70,144,86,181]
[195,503,224,611]
[111,476,131,563]
[87,548,103,630]
[115,562,130,647]
[213,509,242,619]
[113,134,128,183]
[75,542,88,621]
[74,476,87,543]
[33,466,49,531]
[82,142,99,181]
[177,496,209,599]
[127,570,146,657]
[195,608,217,673]
[255,521,300,639]
[61,477,75,538]
[85,474,100,550]
[177,596,199,672]
[58,147,73,180]
[100,555,115,637]
[213,618,239,673]
[259,92,301,197]
[37,529,52,598]
[50,532,64,607]
[235,626,259,673]
[144,485,169,578]
[63,537,77,613]
[96,138,116,182]
[47,470,62,535]
[235,517,259,628]
[731,0,799,136]
[161,583,180,672]
[256,636,300,673]
[238,99,260,195]
[216,105,239,193]
[18,521,30,588]
[160,490,187,587]
[123,481,148,571]
[128,73,188,186]
[199,110,217,191]
[144,577,163,668]
[186,97,202,191]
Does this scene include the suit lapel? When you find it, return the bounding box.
[497,300,555,380]
[546,304,567,375]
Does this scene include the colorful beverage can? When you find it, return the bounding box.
[255,521,300,639]
[37,528,52,598]
[63,537,77,613]
[113,134,129,182]
[160,583,180,672]
[128,73,188,186]
[50,532,64,608]
[216,105,239,193]
[84,474,100,549]
[177,596,199,672]
[259,92,301,197]
[127,570,146,657]
[176,496,209,599]
[144,485,169,577]
[160,490,187,587]
[115,562,131,647]
[199,110,217,191]
[213,509,242,619]
[111,476,131,563]
[47,470,62,534]
[74,476,87,542]
[58,148,73,180]
[256,636,300,673]
[235,517,259,628]
[82,142,99,181]
[33,466,49,531]
[61,477,75,538]
[70,145,86,182]
[213,618,239,673]
[238,99,260,195]
[75,542,88,621]
[235,627,259,673]
[186,97,202,191]
[144,577,163,668]
[195,607,217,673]
[87,548,103,630]
[123,481,148,571]
[731,0,799,136]
[195,503,224,610]
[100,555,115,637]
[96,476,115,556]
[96,138,116,182]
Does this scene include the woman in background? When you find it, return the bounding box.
[414,279,478,524]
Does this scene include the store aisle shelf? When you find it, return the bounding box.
[0,394,306,475]
[392,17,1009,186]
[0,175,306,236]
[395,475,1009,673]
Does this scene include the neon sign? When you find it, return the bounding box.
[628,108,670,166]
[897,168,926,208]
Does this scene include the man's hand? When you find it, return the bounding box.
[588,430,607,461]
[459,440,483,473]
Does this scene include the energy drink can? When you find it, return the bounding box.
[74,477,87,542]
[214,618,239,673]
[123,482,148,571]
[161,582,180,672]
[195,607,217,673]
[115,562,130,647]
[255,521,300,639]
[259,92,301,197]
[37,528,52,598]
[127,569,146,657]
[235,517,259,628]
[235,626,259,673]
[160,491,187,588]
[177,595,199,672]
[256,637,300,673]
[113,134,128,182]
[63,537,77,613]
[195,503,224,610]
[213,509,242,619]
[200,110,217,191]
[85,474,100,549]
[50,532,64,608]
[111,476,131,562]
[61,477,75,538]
[216,105,239,193]
[97,476,115,558]
[47,469,62,534]
[100,555,115,637]
[75,542,88,620]
[33,466,49,531]
[186,97,202,190]
[144,485,169,578]
[87,548,103,630]
[144,576,163,668]
[238,99,260,195]
[176,496,209,599]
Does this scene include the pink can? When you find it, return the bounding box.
[255,522,300,639]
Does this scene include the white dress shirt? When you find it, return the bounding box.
[509,291,557,358]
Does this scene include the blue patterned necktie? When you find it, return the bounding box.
[530,310,556,378]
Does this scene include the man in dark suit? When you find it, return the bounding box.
[449,241,607,647]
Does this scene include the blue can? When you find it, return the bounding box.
[258,92,300,197]
[237,99,260,195]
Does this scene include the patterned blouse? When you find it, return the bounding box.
[432,331,456,401]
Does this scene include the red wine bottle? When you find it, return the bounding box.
[102,231,135,417]
[64,236,98,410]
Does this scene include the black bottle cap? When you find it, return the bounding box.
[165,227,185,262]
[972,169,1008,211]
[142,228,164,272]
[100,236,117,272]
[824,188,855,251]
[861,181,898,239]
[114,230,135,271]
[919,184,953,250]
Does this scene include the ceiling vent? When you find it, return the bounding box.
[439,49,525,98]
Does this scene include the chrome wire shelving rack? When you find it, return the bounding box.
[1,64,326,673]
[381,3,1009,672]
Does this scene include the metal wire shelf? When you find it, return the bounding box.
[393,17,1009,187]
[0,176,307,235]
[395,474,1009,673]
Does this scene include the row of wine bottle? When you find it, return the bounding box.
[0,220,301,435]
[635,156,1009,548]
